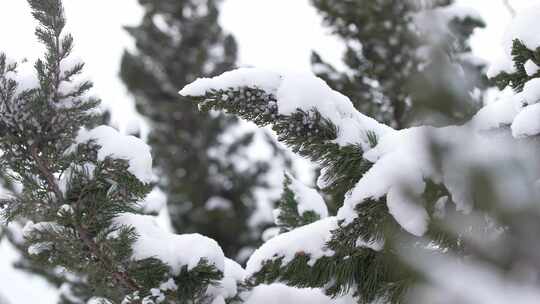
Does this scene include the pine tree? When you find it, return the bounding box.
[310,0,487,128]
[4,1,540,303]
[1,1,229,303]
[120,0,289,260]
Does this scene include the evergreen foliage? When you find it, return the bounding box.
[274,173,324,232]
[492,39,540,92]
[310,0,487,128]
[1,1,224,303]
[2,1,540,303]
[185,83,413,302]
[120,0,289,260]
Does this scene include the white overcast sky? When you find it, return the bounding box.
[0,0,536,303]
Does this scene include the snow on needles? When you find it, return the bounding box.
[245,217,337,275]
[488,4,540,78]
[180,68,393,150]
[286,173,328,219]
[114,213,225,275]
[74,126,153,183]
[181,8,540,240]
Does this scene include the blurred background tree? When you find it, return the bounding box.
[120,0,290,261]
[310,0,487,129]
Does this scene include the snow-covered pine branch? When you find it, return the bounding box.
[180,6,540,300]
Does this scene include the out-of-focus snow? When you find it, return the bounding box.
[0,232,58,304]
[406,251,540,304]
[471,91,519,131]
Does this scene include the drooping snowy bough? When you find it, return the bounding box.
[180,6,540,300]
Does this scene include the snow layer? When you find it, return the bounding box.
[338,127,434,233]
[180,68,393,150]
[471,95,519,131]
[243,284,355,304]
[139,187,167,214]
[524,60,539,77]
[339,123,540,234]
[517,78,540,106]
[182,63,540,240]
[113,213,224,275]
[287,173,328,219]
[74,126,153,183]
[512,103,540,138]
[207,258,246,302]
[387,186,428,236]
[205,196,233,211]
[245,217,337,275]
[488,5,540,78]
[4,57,39,93]
[179,68,282,96]
[503,5,540,51]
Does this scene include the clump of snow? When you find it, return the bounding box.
[207,258,247,302]
[262,227,280,242]
[74,126,153,183]
[242,284,355,304]
[87,297,113,304]
[489,5,540,79]
[28,242,53,255]
[179,68,282,97]
[387,186,429,236]
[503,5,540,51]
[57,204,74,216]
[4,58,39,93]
[22,221,61,255]
[516,78,540,107]
[113,213,224,275]
[286,173,328,219]
[338,127,433,228]
[486,53,516,79]
[205,196,233,211]
[22,221,61,238]
[139,187,167,214]
[180,68,393,150]
[511,103,540,138]
[245,217,337,275]
[470,94,519,131]
[524,60,539,77]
